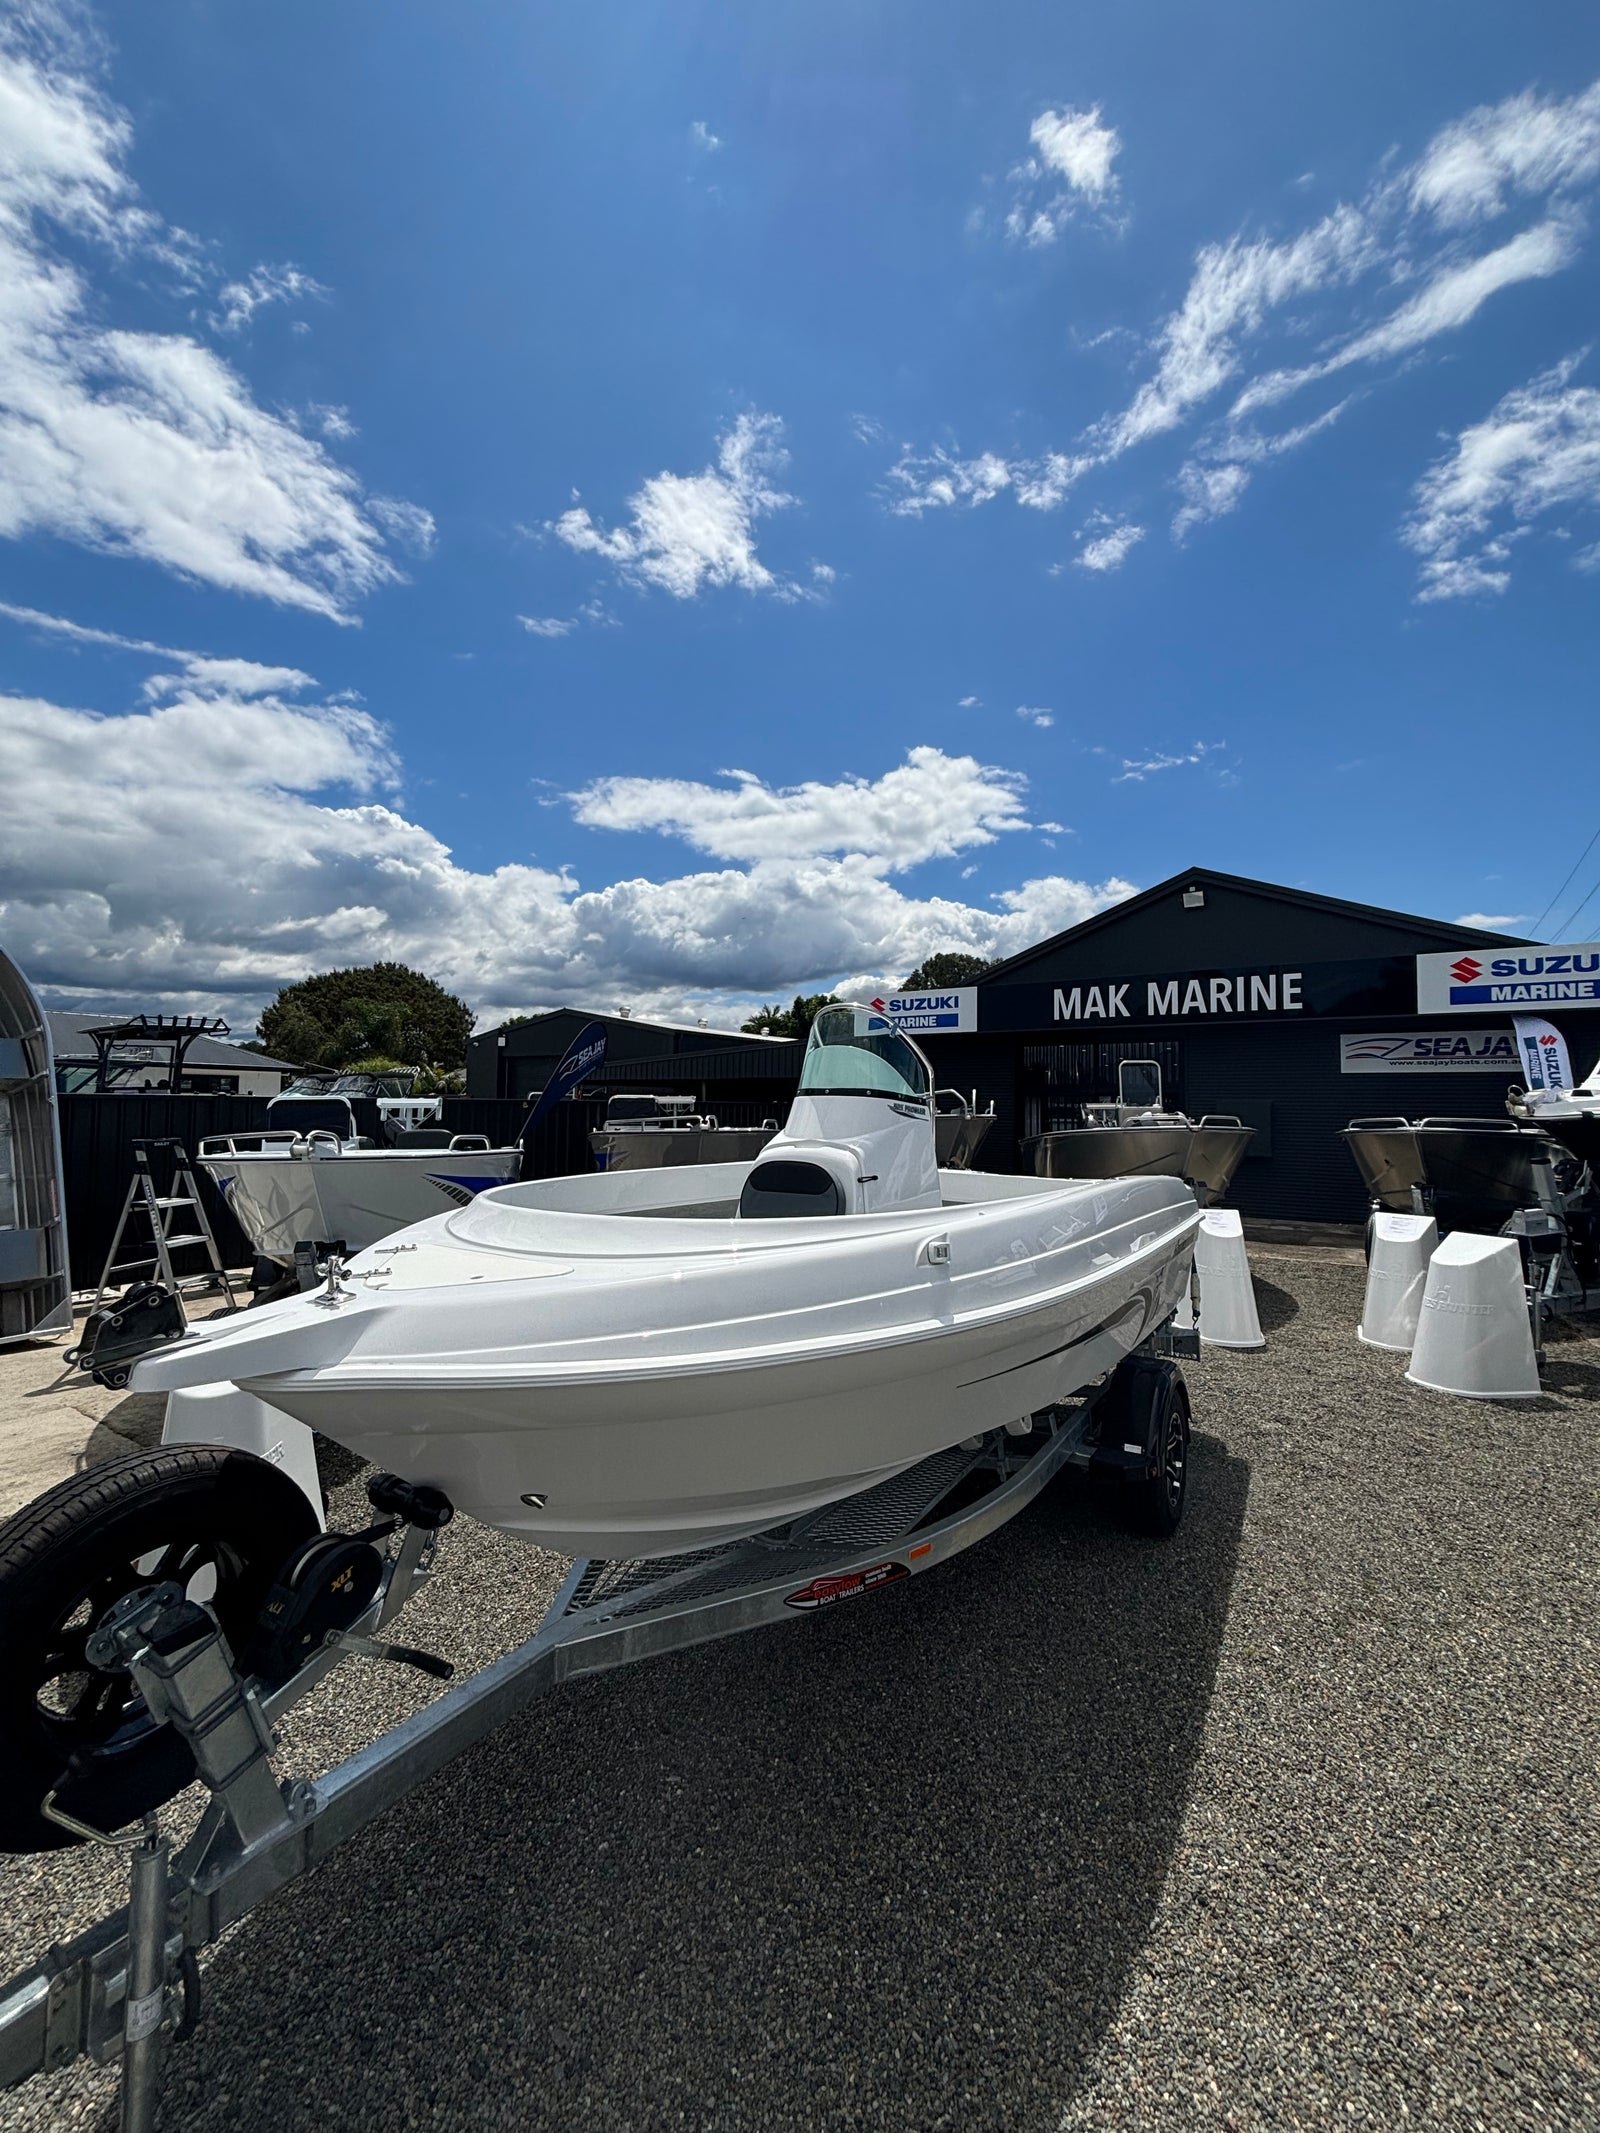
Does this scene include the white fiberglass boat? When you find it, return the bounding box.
[140,1008,1200,1557]
[199,1075,520,1283]
[1507,1051,1600,1168]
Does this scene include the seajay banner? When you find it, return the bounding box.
[1339,1030,1518,1074]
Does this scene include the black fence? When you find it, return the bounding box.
[57,1091,791,1289]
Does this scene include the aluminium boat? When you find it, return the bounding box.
[138,1006,1200,1558]
[1032,1059,1254,1205]
[1341,1115,1562,1220]
[589,1092,779,1172]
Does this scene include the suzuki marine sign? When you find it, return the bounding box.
[1416,945,1600,1015]
[866,988,978,1034]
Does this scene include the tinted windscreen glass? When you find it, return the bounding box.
[798,1006,930,1101]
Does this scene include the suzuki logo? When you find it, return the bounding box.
[1450,956,1482,984]
[869,996,886,1011]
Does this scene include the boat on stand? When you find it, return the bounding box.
[589,1092,779,1171]
[1030,1058,1254,1205]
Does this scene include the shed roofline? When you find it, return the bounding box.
[978,866,1533,985]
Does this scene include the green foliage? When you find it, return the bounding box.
[257,962,474,1071]
[740,992,841,1038]
[900,952,991,990]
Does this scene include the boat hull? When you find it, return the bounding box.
[590,1125,776,1171]
[1034,1123,1254,1202]
[138,1167,1199,1558]
[202,1147,522,1266]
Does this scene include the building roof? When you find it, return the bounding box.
[474,1006,789,1049]
[592,1040,805,1084]
[978,865,1532,985]
[46,1013,300,1073]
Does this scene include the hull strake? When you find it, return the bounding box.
[243,1218,1195,1555]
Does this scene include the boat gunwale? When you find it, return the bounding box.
[241,1203,1202,1395]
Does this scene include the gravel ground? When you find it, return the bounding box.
[0,1251,1594,2132]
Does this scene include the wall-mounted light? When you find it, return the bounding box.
[1182,886,1205,909]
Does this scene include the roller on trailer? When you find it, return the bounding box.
[0,1329,1195,2130]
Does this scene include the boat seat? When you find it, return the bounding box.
[393,1128,453,1149]
[738,1159,847,1219]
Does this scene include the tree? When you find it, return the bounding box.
[257,962,474,1071]
[740,993,841,1038]
[900,952,991,990]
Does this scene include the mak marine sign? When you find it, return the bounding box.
[1416,945,1600,1015]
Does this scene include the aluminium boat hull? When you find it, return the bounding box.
[1034,1123,1254,1202]
[590,1124,777,1171]
[1341,1119,1558,1217]
[201,1145,522,1267]
[136,1162,1200,1557]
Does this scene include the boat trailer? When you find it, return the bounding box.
[0,1329,1195,2130]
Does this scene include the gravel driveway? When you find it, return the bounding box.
[1,1250,1595,2131]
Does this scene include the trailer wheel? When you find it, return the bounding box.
[0,1447,317,1853]
[1096,1355,1191,1539]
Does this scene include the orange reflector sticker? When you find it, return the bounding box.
[908,1542,932,1560]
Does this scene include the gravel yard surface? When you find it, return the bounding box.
[0,1251,1594,2131]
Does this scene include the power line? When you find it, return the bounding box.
[1556,866,1600,941]
[1531,825,1600,935]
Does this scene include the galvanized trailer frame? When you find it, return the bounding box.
[0,1332,1192,2130]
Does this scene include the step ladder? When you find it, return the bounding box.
[92,1138,240,1312]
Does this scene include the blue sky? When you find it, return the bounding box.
[1,0,1597,1030]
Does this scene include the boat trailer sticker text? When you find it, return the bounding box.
[784,1561,910,1609]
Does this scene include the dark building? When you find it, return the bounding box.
[556,867,1600,1226]
[466,1008,787,1101]
[917,867,1578,1225]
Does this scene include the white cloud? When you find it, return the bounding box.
[570,746,1030,871]
[1003,104,1122,246]
[885,444,1086,516]
[900,78,1600,553]
[210,261,326,335]
[0,599,313,698]
[1113,741,1224,783]
[1402,354,1600,600]
[1233,218,1578,416]
[1074,512,1144,571]
[551,412,811,599]
[0,24,424,620]
[1171,460,1252,541]
[1455,911,1525,928]
[140,654,314,700]
[958,694,981,708]
[1015,705,1054,728]
[0,678,1133,1021]
[309,402,356,440]
[1410,82,1600,226]
[689,119,721,155]
[516,596,615,639]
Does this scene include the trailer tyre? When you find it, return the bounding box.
[1096,1355,1190,1539]
[0,1447,318,1853]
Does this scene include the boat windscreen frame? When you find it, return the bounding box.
[1117,1058,1164,1109]
[798,1004,933,1104]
